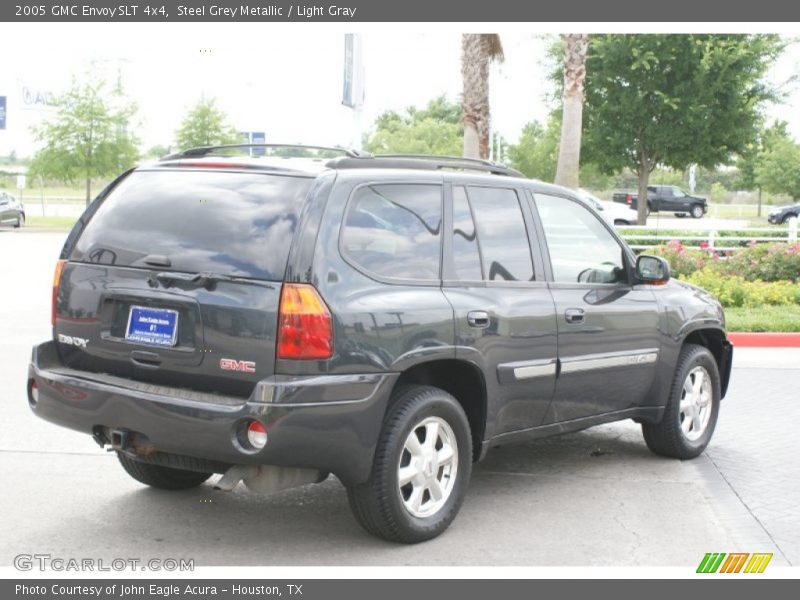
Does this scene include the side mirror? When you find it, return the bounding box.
[636,255,670,284]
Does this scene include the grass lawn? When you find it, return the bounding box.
[725,306,800,332]
[25,215,78,230]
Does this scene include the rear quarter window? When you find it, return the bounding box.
[341,183,443,281]
[70,170,314,280]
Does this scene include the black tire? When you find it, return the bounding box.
[347,385,472,543]
[675,212,687,218]
[117,452,212,490]
[691,205,704,219]
[14,213,24,228]
[642,344,721,459]
[782,213,798,225]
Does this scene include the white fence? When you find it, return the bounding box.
[620,220,799,252]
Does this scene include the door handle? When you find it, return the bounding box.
[564,308,585,324]
[467,310,490,329]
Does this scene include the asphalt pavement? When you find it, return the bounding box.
[0,230,796,567]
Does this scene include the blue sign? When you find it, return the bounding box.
[0,96,6,130]
[251,131,266,156]
[125,306,179,347]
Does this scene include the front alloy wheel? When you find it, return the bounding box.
[691,205,704,218]
[642,343,721,459]
[678,366,713,441]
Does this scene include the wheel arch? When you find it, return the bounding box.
[390,359,487,461]
[681,328,733,398]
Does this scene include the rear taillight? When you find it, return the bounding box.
[51,260,66,326]
[276,283,333,360]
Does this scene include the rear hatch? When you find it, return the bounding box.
[55,167,314,398]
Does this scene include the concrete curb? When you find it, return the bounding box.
[728,332,800,348]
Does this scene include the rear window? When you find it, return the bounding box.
[71,170,314,280]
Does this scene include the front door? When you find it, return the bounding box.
[530,192,662,424]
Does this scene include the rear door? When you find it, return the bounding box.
[441,181,557,437]
[529,191,661,423]
[55,168,315,398]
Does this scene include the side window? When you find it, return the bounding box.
[451,186,483,280]
[534,194,628,284]
[342,184,442,281]
[467,186,534,282]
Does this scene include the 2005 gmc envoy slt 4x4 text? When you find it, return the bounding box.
[27,145,733,543]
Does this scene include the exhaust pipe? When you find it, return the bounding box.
[214,464,327,494]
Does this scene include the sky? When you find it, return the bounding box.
[0,24,798,158]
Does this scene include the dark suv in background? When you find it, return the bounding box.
[28,146,733,543]
[0,191,25,228]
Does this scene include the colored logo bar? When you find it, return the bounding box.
[697,552,773,573]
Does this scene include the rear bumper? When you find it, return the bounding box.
[28,341,395,485]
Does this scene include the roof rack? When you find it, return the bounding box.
[327,154,524,178]
[162,143,369,160]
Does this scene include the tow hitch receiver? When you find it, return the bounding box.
[109,428,131,451]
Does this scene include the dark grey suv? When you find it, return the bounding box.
[28,146,733,543]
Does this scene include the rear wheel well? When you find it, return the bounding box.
[391,360,486,461]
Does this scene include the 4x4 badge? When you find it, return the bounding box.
[219,358,256,373]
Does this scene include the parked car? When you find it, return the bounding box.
[767,204,800,225]
[28,146,733,543]
[613,185,708,218]
[576,188,637,226]
[0,191,25,228]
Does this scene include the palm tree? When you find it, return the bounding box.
[554,34,589,189]
[461,34,504,160]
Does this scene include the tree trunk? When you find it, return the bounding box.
[554,34,589,190]
[461,34,503,160]
[637,166,650,226]
[85,176,91,206]
[463,124,480,159]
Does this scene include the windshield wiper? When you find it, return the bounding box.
[150,271,273,291]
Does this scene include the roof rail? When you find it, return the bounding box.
[327,154,525,178]
[162,144,370,160]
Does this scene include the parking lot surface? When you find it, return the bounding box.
[0,230,796,566]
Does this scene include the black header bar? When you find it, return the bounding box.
[2,0,800,22]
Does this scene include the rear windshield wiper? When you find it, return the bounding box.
[150,271,274,291]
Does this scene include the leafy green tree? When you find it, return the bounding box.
[507,117,560,181]
[175,98,240,151]
[144,144,171,159]
[29,78,139,204]
[582,34,784,224]
[364,96,463,156]
[756,136,800,200]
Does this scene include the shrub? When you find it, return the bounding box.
[650,240,717,277]
[718,242,800,283]
[650,240,800,282]
[683,267,800,308]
